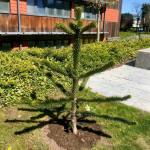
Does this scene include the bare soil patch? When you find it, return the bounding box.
[45,122,111,150]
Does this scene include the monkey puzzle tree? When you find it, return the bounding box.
[43,7,130,135]
[55,7,114,135]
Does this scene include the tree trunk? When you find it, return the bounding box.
[71,78,78,135]
[71,34,81,135]
[97,11,100,42]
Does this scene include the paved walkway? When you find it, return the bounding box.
[87,65,150,112]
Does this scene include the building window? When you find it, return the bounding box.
[0,0,10,13]
[27,0,70,18]
[55,0,63,16]
[84,7,97,20]
[27,0,36,15]
[45,0,55,16]
[35,0,45,15]
[46,0,70,17]
[107,1,119,9]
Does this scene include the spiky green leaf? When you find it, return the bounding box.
[79,61,114,79]
[79,77,89,91]
[56,23,74,35]
[77,20,83,28]
[42,60,69,77]
[69,22,80,33]
[50,76,70,96]
[75,7,83,21]
[81,21,96,33]
[78,95,131,104]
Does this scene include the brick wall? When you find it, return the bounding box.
[9,0,120,23]
[70,0,75,18]
[10,0,27,14]
[105,9,119,23]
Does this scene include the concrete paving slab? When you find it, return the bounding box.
[87,65,150,112]
[136,48,150,70]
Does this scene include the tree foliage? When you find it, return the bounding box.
[56,7,98,134]
[55,7,129,134]
[141,3,150,31]
[120,13,134,31]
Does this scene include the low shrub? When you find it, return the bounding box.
[0,51,58,106]
[0,38,150,106]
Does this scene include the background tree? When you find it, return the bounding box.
[141,3,150,32]
[133,2,141,18]
[83,0,116,42]
[132,2,142,34]
[84,0,105,42]
[120,13,134,31]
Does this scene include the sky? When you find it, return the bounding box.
[122,0,150,14]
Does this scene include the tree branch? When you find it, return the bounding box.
[56,23,74,35]
[42,60,69,77]
[81,21,96,33]
[78,95,131,104]
[79,61,114,79]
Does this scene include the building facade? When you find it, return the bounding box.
[0,0,122,49]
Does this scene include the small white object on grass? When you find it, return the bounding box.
[85,105,91,112]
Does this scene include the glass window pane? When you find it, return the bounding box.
[64,1,70,17]
[55,0,63,16]
[0,0,9,13]
[27,0,35,14]
[84,7,96,20]
[27,0,71,18]
[45,0,54,16]
[47,0,54,5]
[55,0,63,9]
[45,7,54,16]
[35,0,45,15]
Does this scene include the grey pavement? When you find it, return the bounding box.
[87,65,150,112]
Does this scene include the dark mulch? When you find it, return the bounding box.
[47,122,111,150]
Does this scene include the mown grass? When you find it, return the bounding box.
[0,89,150,150]
[0,39,150,149]
[119,32,136,39]
[0,106,49,150]
[119,31,150,40]
[79,90,150,150]
[93,101,150,150]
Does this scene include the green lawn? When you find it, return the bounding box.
[119,31,150,39]
[0,89,150,150]
[119,32,136,39]
[0,39,150,149]
[0,106,49,150]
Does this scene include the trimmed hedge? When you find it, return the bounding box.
[0,39,150,106]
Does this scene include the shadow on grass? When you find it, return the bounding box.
[5,95,136,137]
[79,112,136,125]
